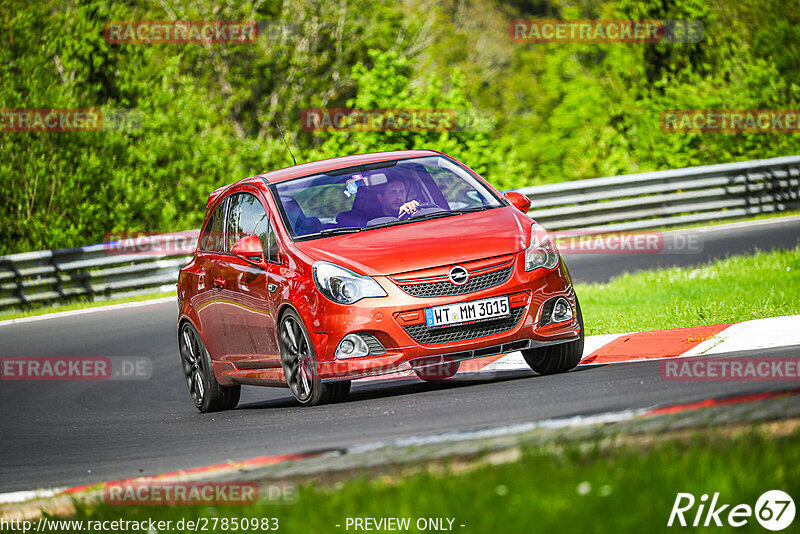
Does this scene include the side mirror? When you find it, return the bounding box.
[504,191,531,214]
[231,234,266,268]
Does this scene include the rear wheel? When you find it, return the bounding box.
[179,322,240,412]
[279,309,350,406]
[522,297,585,375]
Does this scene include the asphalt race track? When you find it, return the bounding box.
[1,217,799,493]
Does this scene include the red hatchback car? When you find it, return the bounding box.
[177,150,583,411]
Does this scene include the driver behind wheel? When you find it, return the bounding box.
[377,178,419,218]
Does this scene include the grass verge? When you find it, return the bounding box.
[577,246,800,335]
[42,423,800,533]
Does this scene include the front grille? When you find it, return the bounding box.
[398,266,513,298]
[403,306,526,345]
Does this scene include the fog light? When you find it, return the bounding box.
[551,297,573,323]
[335,334,370,359]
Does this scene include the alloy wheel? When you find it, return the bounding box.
[180,324,206,406]
[280,315,315,402]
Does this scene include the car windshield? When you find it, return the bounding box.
[270,155,504,240]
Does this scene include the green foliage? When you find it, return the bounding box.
[427,0,800,182]
[0,0,265,253]
[1,0,798,254]
[307,49,527,190]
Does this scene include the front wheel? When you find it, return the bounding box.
[179,322,240,412]
[279,309,350,406]
[522,297,585,375]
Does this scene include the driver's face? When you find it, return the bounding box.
[379,181,406,215]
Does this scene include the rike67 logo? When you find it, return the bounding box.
[668,490,795,531]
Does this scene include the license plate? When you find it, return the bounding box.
[424,296,510,328]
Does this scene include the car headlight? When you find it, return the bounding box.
[525,223,559,271]
[313,261,387,304]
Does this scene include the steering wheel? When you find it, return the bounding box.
[398,202,441,220]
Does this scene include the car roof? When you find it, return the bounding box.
[258,149,442,184]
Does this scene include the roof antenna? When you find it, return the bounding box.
[275,123,297,166]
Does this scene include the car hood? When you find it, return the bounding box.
[294,207,530,276]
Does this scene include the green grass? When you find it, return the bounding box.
[47,425,800,533]
[577,246,800,335]
[0,291,176,321]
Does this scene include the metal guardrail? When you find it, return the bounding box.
[0,232,198,311]
[1,156,799,312]
[519,155,800,232]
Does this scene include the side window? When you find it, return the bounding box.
[226,192,271,257]
[225,194,246,251]
[199,201,226,252]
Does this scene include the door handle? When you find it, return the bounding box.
[214,277,226,290]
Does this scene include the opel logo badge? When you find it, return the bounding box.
[448,266,469,285]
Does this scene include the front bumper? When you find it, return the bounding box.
[309,253,581,381]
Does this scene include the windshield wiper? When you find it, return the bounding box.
[409,205,493,221]
[409,210,460,221]
[453,205,492,213]
[315,227,364,237]
[363,220,405,230]
[306,206,497,238]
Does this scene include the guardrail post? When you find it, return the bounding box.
[2,258,26,308]
[50,250,67,303]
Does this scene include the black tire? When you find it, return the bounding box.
[413,360,460,381]
[179,322,240,413]
[278,309,351,406]
[522,296,585,375]
[325,380,352,403]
